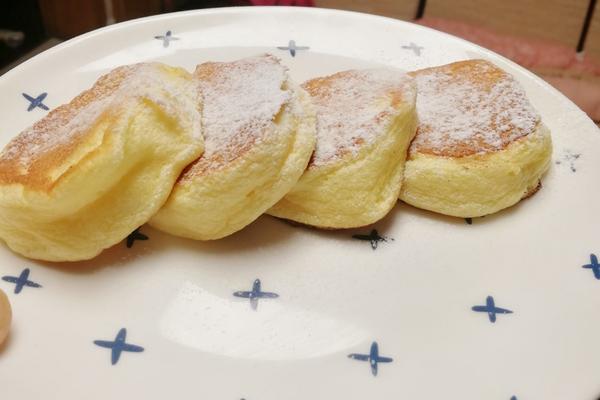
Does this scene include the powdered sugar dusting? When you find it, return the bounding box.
[0,63,201,171]
[182,55,291,177]
[303,68,416,167]
[410,60,540,156]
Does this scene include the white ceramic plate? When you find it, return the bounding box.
[0,7,599,400]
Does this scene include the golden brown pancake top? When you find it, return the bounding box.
[302,68,416,167]
[180,55,291,180]
[0,66,135,191]
[0,63,192,191]
[409,59,540,158]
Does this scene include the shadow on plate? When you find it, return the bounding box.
[154,214,300,255]
[24,190,536,274]
[31,232,158,275]
[395,193,534,226]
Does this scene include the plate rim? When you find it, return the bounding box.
[0,6,596,129]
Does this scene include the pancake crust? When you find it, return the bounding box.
[399,59,553,217]
[149,55,316,240]
[268,69,418,228]
[0,63,204,261]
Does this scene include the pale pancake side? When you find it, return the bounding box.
[0,63,204,260]
[400,123,552,217]
[150,55,316,240]
[268,69,418,228]
[400,59,552,217]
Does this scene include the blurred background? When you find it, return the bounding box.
[1,0,599,123]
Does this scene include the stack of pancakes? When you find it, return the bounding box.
[0,56,552,262]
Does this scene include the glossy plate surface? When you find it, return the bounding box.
[0,7,599,400]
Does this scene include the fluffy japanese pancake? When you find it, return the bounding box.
[0,63,204,261]
[149,55,316,240]
[399,60,553,218]
[268,69,418,228]
[0,288,10,345]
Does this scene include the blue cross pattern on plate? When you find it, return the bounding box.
[93,328,144,365]
[472,296,513,323]
[8,80,600,394]
[154,30,179,48]
[2,268,42,294]
[401,42,424,56]
[126,228,149,248]
[233,279,279,310]
[22,92,49,112]
[348,341,393,377]
[582,253,600,280]
[555,149,581,173]
[352,229,389,250]
[277,40,309,57]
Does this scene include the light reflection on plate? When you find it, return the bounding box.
[160,280,369,360]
